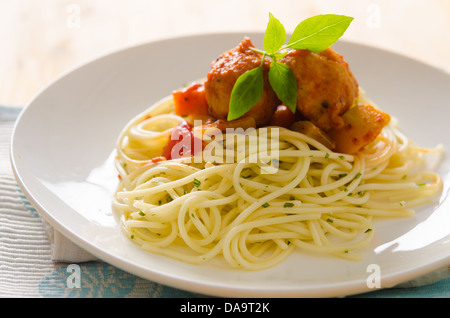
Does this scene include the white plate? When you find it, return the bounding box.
[11,32,450,298]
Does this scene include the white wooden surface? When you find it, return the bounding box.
[1,0,449,106]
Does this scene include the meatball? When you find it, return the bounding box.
[204,37,279,127]
[279,48,359,132]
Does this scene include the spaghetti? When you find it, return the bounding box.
[112,94,443,270]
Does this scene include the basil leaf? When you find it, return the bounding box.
[264,13,286,54]
[286,14,353,52]
[273,51,288,60]
[228,65,264,121]
[268,61,297,113]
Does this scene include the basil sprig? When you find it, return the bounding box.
[227,13,354,121]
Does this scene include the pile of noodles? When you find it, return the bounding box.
[112,96,443,270]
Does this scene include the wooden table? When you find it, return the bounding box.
[1,0,449,107]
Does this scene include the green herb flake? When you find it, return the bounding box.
[284,202,294,208]
[262,203,270,208]
[138,211,145,216]
[193,178,201,187]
